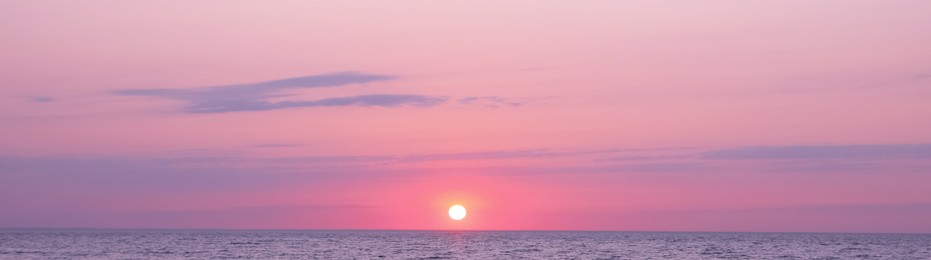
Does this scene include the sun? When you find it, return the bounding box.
[448,204,467,220]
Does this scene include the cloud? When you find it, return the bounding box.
[701,144,931,160]
[457,96,524,107]
[0,203,377,229]
[116,72,394,100]
[392,148,678,163]
[0,148,688,176]
[609,162,712,172]
[185,94,447,113]
[114,72,448,113]
[31,96,54,103]
[106,204,378,228]
[251,143,303,148]
[599,155,693,161]
[764,161,888,173]
[397,149,552,162]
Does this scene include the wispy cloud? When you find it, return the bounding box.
[117,72,393,100]
[114,72,448,113]
[251,143,303,148]
[457,96,524,107]
[31,96,54,103]
[701,144,931,160]
[599,155,693,161]
[0,148,681,174]
[185,94,447,113]
[764,161,888,173]
[10,144,927,183]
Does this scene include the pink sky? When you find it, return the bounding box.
[2,1,931,233]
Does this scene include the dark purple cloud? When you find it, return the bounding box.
[113,72,529,113]
[115,72,394,101]
[114,72,450,113]
[184,94,447,113]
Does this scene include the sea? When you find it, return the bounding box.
[1,229,930,259]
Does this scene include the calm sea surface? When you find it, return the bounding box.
[1,229,929,259]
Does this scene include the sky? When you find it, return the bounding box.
[2,0,931,233]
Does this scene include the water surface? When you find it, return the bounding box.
[1,229,929,259]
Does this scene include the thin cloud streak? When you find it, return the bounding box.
[457,96,524,107]
[185,94,448,113]
[31,96,55,103]
[702,144,931,160]
[114,72,451,113]
[251,143,303,148]
[115,72,394,101]
[113,72,522,113]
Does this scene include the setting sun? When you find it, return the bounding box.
[448,205,467,221]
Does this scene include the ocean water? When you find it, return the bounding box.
[1,229,930,259]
